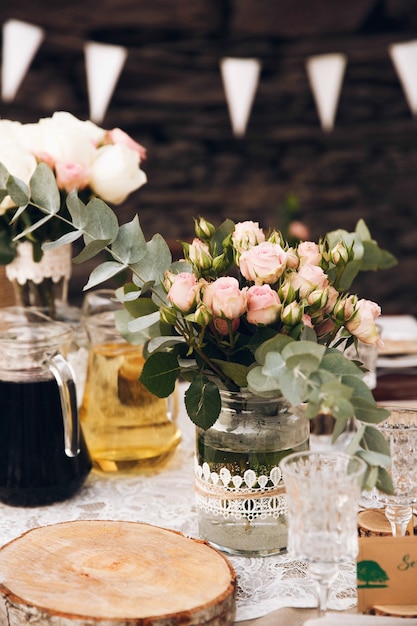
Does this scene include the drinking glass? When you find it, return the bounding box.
[375,407,417,536]
[280,450,366,614]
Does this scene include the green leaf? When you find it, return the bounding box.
[361,423,391,458]
[83,261,127,290]
[130,234,172,286]
[246,364,281,396]
[127,310,161,333]
[261,351,285,379]
[13,214,53,240]
[147,335,186,352]
[66,190,88,229]
[0,162,9,186]
[375,466,395,495]
[351,399,390,424]
[73,239,114,263]
[278,368,309,405]
[42,230,82,249]
[211,359,248,388]
[139,352,179,398]
[254,334,294,364]
[114,308,160,344]
[30,163,60,211]
[7,175,30,207]
[184,376,221,429]
[83,197,119,242]
[111,215,147,264]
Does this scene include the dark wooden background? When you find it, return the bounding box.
[1,0,417,314]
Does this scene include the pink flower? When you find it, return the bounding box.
[105,128,147,161]
[232,221,265,255]
[246,285,281,325]
[186,238,212,270]
[203,277,247,320]
[302,313,314,328]
[167,272,200,313]
[55,161,91,193]
[239,242,287,285]
[297,241,322,266]
[345,299,383,347]
[213,317,240,336]
[289,264,328,298]
[288,220,310,241]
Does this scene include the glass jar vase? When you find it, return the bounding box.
[195,390,310,556]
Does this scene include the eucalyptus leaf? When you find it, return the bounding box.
[111,215,147,264]
[147,335,186,352]
[246,365,281,395]
[30,163,60,211]
[7,176,30,208]
[13,214,53,240]
[130,234,172,286]
[66,191,88,229]
[83,260,127,290]
[42,230,82,249]
[127,310,161,333]
[83,198,119,241]
[73,239,115,263]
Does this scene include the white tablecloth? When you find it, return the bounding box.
[0,384,357,622]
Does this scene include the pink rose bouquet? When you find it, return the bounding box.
[0,160,399,489]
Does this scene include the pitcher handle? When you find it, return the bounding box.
[49,354,80,457]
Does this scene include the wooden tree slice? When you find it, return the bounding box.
[0,520,236,626]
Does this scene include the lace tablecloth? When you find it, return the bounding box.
[0,384,357,622]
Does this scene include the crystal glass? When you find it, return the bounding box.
[375,407,417,536]
[280,450,366,613]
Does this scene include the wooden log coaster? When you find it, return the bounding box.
[358,508,416,537]
[0,520,237,626]
[371,604,417,618]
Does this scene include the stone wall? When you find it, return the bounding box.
[1,0,417,313]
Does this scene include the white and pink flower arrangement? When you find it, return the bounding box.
[0,159,398,490]
[0,111,147,264]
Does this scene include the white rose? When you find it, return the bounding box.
[0,141,37,213]
[89,144,147,204]
[20,113,97,167]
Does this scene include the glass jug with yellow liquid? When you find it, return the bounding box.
[80,290,181,473]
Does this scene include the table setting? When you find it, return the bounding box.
[1,113,417,624]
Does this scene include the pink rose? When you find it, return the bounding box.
[105,128,147,161]
[167,272,200,313]
[297,241,322,266]
[286,247,299,270]
[55,161,91,193]
[289,264,328,298]
[246,285,281,325]
[288,220,310,241]
[203,277,247,320]
[232,221,265,255]
[239,242,287,285]
[186,238,212,270]
[213,317,240,336]
[302,313,314,329]
[345,299,383,347]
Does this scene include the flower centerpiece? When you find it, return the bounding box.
[0,161,398,553]
[0,112,147,315]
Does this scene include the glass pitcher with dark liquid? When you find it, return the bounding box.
[0,307,92,507]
